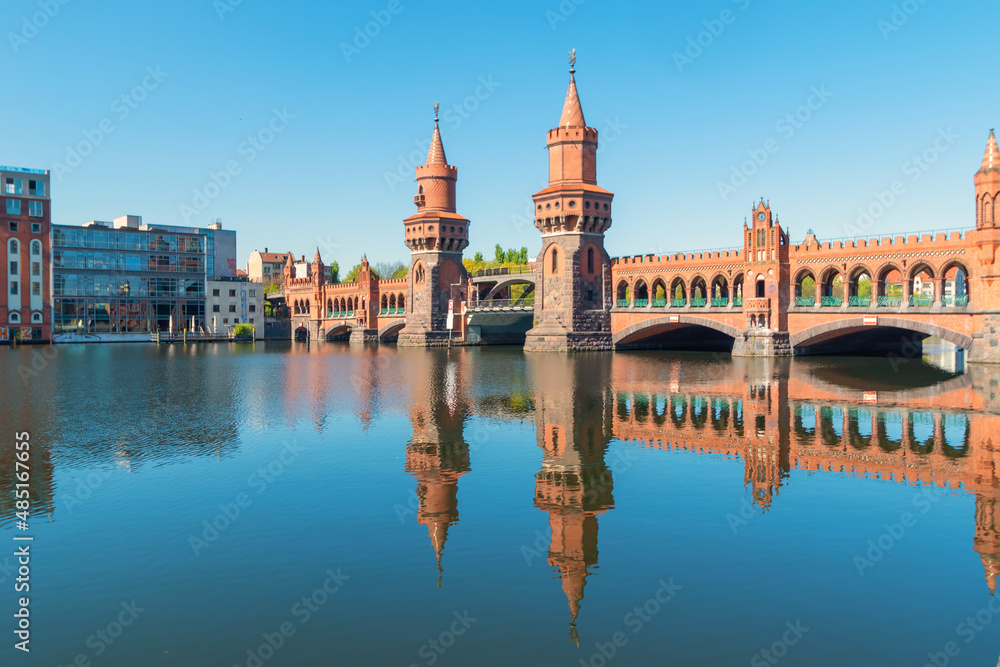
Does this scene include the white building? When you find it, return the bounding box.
[206,278,264,339]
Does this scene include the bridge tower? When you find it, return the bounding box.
[398,105,470,347]
[733,200,792,357]
[524,52,614,352]
[972,130,1000,363]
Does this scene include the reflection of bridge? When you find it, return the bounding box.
[389,350,1000,643]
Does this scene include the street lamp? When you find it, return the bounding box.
[121,280,131,332]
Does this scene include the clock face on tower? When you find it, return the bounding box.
[757,212,766,222]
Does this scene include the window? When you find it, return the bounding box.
[6,178,22,195]
[31,262,39,276]
[9,261,18,275]
[30,241,40,256]
[229,305,236,312]
[249,318,254,324]
[588,289,594,302]
[587,247,594,273]
[212,289,220,297]
[8,219,18,231]
[551,247,558,273]
[28,181,44,196]
[31,222,40,233]
[10,282,18,295]
[249,289,256,297]
[31,282,40,296]
[223,318,228,324]
[31,313,41,323]
[29,201,43,217]
[7,200,20,215]
[8,239,16,253]
[249,304,256,312]
[212,305,220,312]
[9,312,20,323]
[229,289,236,297]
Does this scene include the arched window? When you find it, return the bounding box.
[587,247,595,273]
[551,247,558,273]
[756,277,765,298]
[31,241,41,256]
[9,312,20,323]
[8,239,17,254]
[31,312,41,323]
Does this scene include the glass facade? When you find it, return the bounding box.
[52,225,211,334]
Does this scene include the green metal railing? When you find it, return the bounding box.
[820,296,843,307]
[690,298,707,307]
[670,298,687,308]
[942,295,969,307]
[795,297,814,307]
[711,298,729,308]
[652,298,667,307]
[616,299,630,308]
[909,295,934,307]
[634,299,649,308]
[877,296,902,307]
[380,308,387,314]
[733,298,743,307]
[848,296,871,307]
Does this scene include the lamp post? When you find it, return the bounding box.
[121,280,131,332]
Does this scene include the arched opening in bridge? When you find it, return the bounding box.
[710,276,729,305]
[877,266,903,306]
[615,319,737,352]
[793,320,971,361]
[380,295,388,313]
[795,270,815,304]
[820,269,843,305]
[634,280,649,307]
[690,276,708,306]
[305,299,311,315]
[326,299,333,317]
[670,278,687,306]
[294,326,308,342]
[733,274,744,304]
[616,280,630,307]
[848,268,872,306]
[755,276,765,299]
[943,263,969,306]
[398,294,405,311]
[909,264,935,307]
[652,279,667,306]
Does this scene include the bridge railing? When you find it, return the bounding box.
[467,298,533,311]
[473,265,534,278]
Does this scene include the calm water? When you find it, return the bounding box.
[1,342,1000,667]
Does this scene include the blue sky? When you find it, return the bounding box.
[3,0,997,269]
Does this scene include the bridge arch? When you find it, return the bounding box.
[790,317,973,353]
[378,320,406,342]
[482,275,536,301]
[614,315,742,348]
[325,323,352,341]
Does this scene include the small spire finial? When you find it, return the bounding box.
[569,48,576,73]
[434,102,440,123]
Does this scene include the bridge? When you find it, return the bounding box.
[282,57,1000,362]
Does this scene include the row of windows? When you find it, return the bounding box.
[7,239,42,255]
[53,298,205,333]
[5,178,45,196]
[5,312,44,325]
[211,288,257,297]
[54,274,205,298]
[53,250,205,273]
[211,304,257,313]
[6,200,44,217]
[7,281,42,296]
[53,228,205,253]
[7,261,41,276]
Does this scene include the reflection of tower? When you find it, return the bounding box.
[742,360,791,510]
[528,354,614,644]
[974,495,1000,595]
[403,350,470,585]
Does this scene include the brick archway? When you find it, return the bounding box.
[613,315,742,347]
[790,317,974,351]
[378,320,406,341]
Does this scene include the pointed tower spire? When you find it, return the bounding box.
[427,102,448,166]
[559,49,586,128]
[313,247,322,264]
[980,129,999,173]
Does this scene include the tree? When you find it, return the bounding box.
[519,247,528,264]
[473,251,484,263]
[345,264,362,283]
[329,261,340,285]
[494,243,504,264]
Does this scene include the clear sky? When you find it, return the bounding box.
[4,0,997,269]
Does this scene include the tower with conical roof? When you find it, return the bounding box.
[398,105,470,347]
[976,130,1000,230]
[524,51,615,352]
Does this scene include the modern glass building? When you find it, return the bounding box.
[51,215,237,335]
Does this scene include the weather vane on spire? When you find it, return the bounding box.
[434,102,440,122]
[569,48,576,72]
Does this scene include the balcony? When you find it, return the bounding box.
[877,296,902,307]
[848,296,871,307]
[820,296,843,307]
[745,298,770,312]
[670,298,686,308]
[690,298,707,308]
[711,298,728,308]
[909,295,934,307]
[652,298,667,308]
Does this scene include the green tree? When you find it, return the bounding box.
[494,243,504,264]
[329,261,340,285]
[473,251,484,263]
[519,247,528,264]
